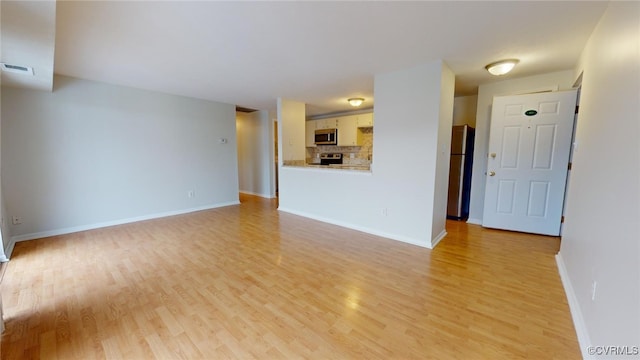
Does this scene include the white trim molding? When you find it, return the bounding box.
[10,201,240,245]
[556,253,592,359]
[278,207,434,249]
[466,218,482,225]
[431,229,447,248]
[0,242,12,262]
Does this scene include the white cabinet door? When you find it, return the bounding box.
[338,115,358,146]
[357,113,373,127]
[305,120,317,147]
[482,90,577,236]
[316,118,337,130]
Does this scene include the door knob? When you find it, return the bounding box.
[489,171,496,176]
[490,153,496,158]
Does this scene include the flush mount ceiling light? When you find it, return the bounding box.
[348,98,364,107]
[485,59,519,76]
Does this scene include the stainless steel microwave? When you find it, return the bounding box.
[314,128,338,145]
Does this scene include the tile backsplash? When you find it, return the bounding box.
[306,127,373,165]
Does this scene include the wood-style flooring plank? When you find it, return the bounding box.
[1,194,580,359]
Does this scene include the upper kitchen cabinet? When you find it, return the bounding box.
[337,115,358,146]
[305,120,316,147]
[356,113,373,128]
[307,112,373,147]
[316,118,337,130]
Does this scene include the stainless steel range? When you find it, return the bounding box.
[319,153,343,166]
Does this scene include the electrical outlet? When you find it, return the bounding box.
[188,190,195,198]
[382,208,388,217]
[591,281,597,301]
[12,216,22,225]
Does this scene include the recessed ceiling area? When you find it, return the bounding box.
[2,1,608,116]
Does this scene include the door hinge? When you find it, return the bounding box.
[568,162,572,170]
[575,105,579,114]
[561,216,565,223]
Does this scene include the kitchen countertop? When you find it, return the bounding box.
[327,164,371,170]
[283,163,371,172]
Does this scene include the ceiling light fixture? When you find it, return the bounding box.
[348,98,364,107]
[485,59,519,76]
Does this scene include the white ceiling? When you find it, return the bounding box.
[3,1,608,116]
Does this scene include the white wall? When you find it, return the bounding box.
[236,110,274,198]
[2,75,239,243]
[277,98,306,164]
[0,2,5,331]
[0,6,9,260]
[278,60,455,248]
[558,2,640,356]
[452,95,477,127]
[431,65,455,242]
[0,15,9,260]
[467,70,575,224]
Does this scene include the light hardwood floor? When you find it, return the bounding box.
[1,194,580,359]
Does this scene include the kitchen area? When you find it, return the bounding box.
[297,112,374,171]
[276,62,456,249]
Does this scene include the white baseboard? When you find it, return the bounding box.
[277,207,433,249]
[2,240,15,261]
[431,229,447,248]
[556,253,592,359]
[466,218,482,225]
[10,201,240,244]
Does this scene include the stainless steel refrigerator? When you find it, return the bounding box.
[447,125,475,220]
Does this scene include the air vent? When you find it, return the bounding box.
[0,63,34,75]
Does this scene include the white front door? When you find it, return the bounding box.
[482,90,577,236]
